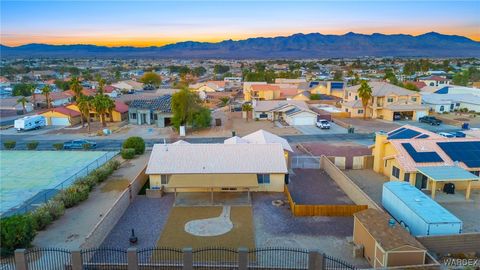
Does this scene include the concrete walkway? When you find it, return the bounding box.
[32,152,150,249]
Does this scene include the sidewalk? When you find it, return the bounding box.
[32,152,150,249]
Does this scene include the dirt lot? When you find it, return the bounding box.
[188,111,300,137]
[288,169,353,205]
[433,112,480,128]
[157,206,255,249]
[334,117,400,133]
[298,142,372,168]
[343,169,389,206]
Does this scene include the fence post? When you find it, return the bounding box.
[308,251,317,270]
[14,249,28,270]
[71,249,82,270]
[182,247,193,270]
[238,247,248,270]
[318,253,325,270]
[127,247,138,270]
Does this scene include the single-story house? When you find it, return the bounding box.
[31,91,72,108]
[66,100,128,122]
[0,97,34,115]
[112,80,144,93]
[353,209,428,268]
[128,95,172,127]
[40,107,81,126]
[422,93,480,113]
[253,100,318,126]
[146,143,289,199]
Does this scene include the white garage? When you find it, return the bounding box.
[49,117,70,126]
[285,110,317,126]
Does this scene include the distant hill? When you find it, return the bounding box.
[1,32,479,58]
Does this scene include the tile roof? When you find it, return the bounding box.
[420,75,448,81]
[129,95,171,112]
[114,100,129,113]
[251,84,281,91]
[146,143,288,174]
[354,208,426,251]
[44,106,81,117]
[254,100,309,112]
[242,129,293,152]
[346,82,417,97]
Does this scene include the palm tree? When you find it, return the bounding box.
[29,84,37,109]
[41,85,52,108]
[97,77,106,95]
[357,80,373,120]
[92,94,114,127]
[77,95,93,132]
[17,96,28,114]
[242,103,253,122]
[70,77,83,101]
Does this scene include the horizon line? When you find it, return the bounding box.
[2,31,478,48]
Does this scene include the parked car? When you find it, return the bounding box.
[419,116,442,126]
[316,119,331,129]
[454,131,466,138]
[438,132,455,138]
[393,114,402,121]
[63,139,97,149]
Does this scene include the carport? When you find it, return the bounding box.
[417,166,479,200]
[167,174,259,205]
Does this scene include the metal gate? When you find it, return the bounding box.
[291,156,321,169]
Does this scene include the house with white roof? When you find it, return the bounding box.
[253,100,318,126]
[421,93,480,113]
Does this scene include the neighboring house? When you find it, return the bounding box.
[66,100,128,122]
[112,80,144,93]
[31,92,73,108]
[40,107,81,126]
[305,81,345,99]
[0,97,34,115]
[103,85,120,98]
[253,100,317,126]
[274,78,307,84]
[128,95,172,127]
[418,75,450,87]
[372,125,480,200]
[243,82,267,101]
[145,142,289,197]
[190,81,226,92]
[342,82,427,121]
[421,93,480,113]
[353,208,427,268]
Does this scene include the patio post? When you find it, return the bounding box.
[211,188,214,205]
[14,249,27,270]
[431,180,437,200]
[466,180,472,200]
[247,188,251,204]
[174,188,177,206]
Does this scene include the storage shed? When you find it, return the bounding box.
[353,209,427,268]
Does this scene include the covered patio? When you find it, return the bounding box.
[167,174,259,206]
[417,166,479,200]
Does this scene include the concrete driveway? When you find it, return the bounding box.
[294,123,347,135]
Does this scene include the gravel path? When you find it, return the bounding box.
[100,195,174,249]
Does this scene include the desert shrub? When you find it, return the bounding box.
[0,215,36,256]
[55,184,89,208]
[29,206,52,231]
[76,176,97,191]
[92,167,112,183]
[43,200,65,220]
[53,143,64,150]
[107,160,121,170]
[122,137,145,155]
[121,148,136,159]
[26,141,39,150]
[3,141,16,150]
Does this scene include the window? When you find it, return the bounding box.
[345,108,349,112]
[412,97,417,102]
[387,98,394,103]
[384,160,388,167]
[456,103,460,107]
[259,113,268,119]
[404,173,410,182]
[472,171,480,176]
[161,175,169,185]
[392,166,400,179]
[257,174,270,184]
[153,114,158,120]
[355,96,358,100]
[349,93,351,96]
[130,113,137,120]
[358,109,364,114]
[440,106,444,112]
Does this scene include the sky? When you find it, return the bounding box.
[1,1,479,47]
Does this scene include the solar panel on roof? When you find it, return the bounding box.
[402,143,444,163]
[438,141,480,168]
[416,134,430,139]
[388,129,421,140]
[388,127,406,136]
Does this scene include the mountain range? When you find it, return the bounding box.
[1,32,479,58]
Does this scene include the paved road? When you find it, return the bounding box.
[0,133,376,150]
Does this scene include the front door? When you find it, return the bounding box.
[415,173,428,189]
[141,113,147,124]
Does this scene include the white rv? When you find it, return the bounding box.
[14,115,46,131]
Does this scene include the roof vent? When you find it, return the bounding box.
[388,218,396,228]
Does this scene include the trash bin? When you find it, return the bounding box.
[348,127,355,134]
[462,122,469,130]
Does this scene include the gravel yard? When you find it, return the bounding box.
[252,193,369,267]
[288,169,353,205]
[100,195,174,249]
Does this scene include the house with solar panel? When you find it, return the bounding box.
[372,125,480,200]
[342,82,427,121]
[128,95,172,127]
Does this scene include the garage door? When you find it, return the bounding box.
[50,117,70,126]
[292,116,315,126]
[415,111,427,120]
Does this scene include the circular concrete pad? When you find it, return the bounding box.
[185,206,233,237]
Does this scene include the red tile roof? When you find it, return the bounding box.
[114,100,129,113]
[46,107,81,117]
[251,84,280,91]
[421,75,447,81]
[104,85,116,93]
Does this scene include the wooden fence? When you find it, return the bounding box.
[417,232,480,256]
[284,185,368,217]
